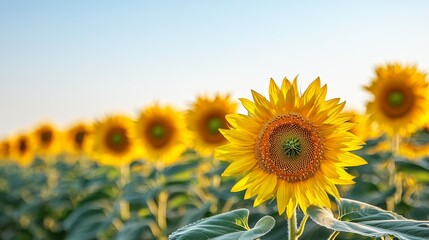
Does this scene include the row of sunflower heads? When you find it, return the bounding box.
[347,63,429,157]
[0,94,238,167]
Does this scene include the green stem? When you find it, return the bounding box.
[288,210,298,240]
[327,231,339,240]
[119,164,130,221]
[296,214,309,238]
[391,133,400,156]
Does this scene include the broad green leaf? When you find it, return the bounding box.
[308,198,429,240]
[169,208,275,240]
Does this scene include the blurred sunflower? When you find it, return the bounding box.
[187,94,237,156]
[0,140,11,159]
[11,134,34,167]
[136,105,188,165]
[64,122,92,157]
[33,123,62,157]
[346,110,381,141]
[365,63,429,136]
[215,77,366,218]
[93,115,136,166]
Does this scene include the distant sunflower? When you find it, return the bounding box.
[215,77,366,218]
[346,110,381,141]
[398,141,429,159]
[11,134,34,166]
[187,94,237,156]
[0,140,11,159]
[33,123,62,157]
[365,63,429,136]
[136,105,188,165]
[93,115,135,166]
[65,122,92,157]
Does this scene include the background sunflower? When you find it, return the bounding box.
[0,139,11,160]
[136,104,189,166]
[365,63,429,137]
[64,122,93,158]
[187,94,237,156]
[11,134,35,167]
[92,115,136,166]
[32,123,63,158]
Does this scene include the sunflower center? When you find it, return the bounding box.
[112,133,123,145]
[40,130,52,145]
[381,88,415,118]
[74,131,86,147]
[388,91,405,107]
[282,138,301,158]
[151,125,165,139]
[105,127,129,154]
[207,117,223,134]
[200,112,227,144]
[146,120,173,148]
[19,139,27,154]
[255,114,323,183]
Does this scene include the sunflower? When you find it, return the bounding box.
[64,122,93,157]
[0,139,11,159]
[11,134,34,166]
[215,77,366,218]
[33,123,62,157]
[365,63,429,136]
[136,104,189,165]
[346,110,381,141]
[187,94,237,156]
[93,115,136,166]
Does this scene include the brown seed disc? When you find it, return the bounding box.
[104,126,130,154]
[380,87,415,118]
[145,119,174,149]
[18,137,28,154]
[199,111,228,144]
[255,114,324,182]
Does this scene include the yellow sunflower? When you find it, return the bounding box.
[187,94,237,156]
[93,115,136,166]
[365,63,429,136]
[346,110,381,141]
[33,123,62,157]
[11,134,35,167]
[136,104,189,165]
[398,142,429,159]
[64,122,93,157]
[0,139,11,160]
[215,77,366,218]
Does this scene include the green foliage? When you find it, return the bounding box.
[169,209,275,240]
[308,198,429,240]
[1,129,429,239]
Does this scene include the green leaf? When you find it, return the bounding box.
[169,208,275,240]
[308,198,429,240]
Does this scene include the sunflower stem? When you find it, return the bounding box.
[119,164,130,221]
[296,214,309,238]
[288,210,298,240]
[391,133,401,156]
[327,231,339,240]
[157,190,168,239]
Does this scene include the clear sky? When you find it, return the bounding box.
[1,1,429,137]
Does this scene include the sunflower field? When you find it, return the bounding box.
[1,63,429,240]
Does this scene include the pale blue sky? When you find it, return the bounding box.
[1,1,429,137]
